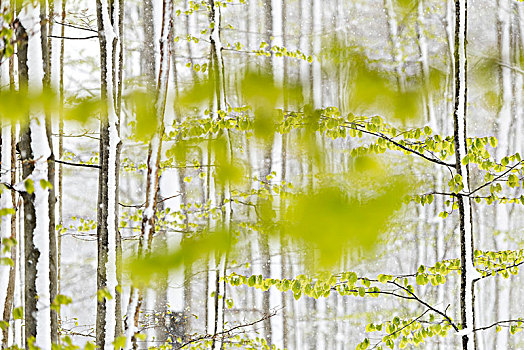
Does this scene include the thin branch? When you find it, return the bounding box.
[388,281,459,331]
[343,123,456,168]
[474,260,524,283]
[54,159,100,169]
[0,182,23,194]
[49,35,98,40]
[53,20,98,33]
[118,193,182,208]
[174,310,279,350]
[370,309,430,349]
[473,319,523,333]
[467,161,522,197]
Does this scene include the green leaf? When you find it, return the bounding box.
[0,208,15,217]
[97,288,112,302]
[24,179,34,194]
[39,179,53,190]
[416,274,428,286]
[247,275,256,287]
[0,257,13,267]
[113,336,127,350]
[13,306,23,320]
[135,333,147,341]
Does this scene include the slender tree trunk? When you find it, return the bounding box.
[40,1,59,343]
[57,4,66,337]
[1,123,17,348]
[95,0,121,347]
[452,0,475,348]
[16,4,52,347]
[2,44,18,347]
[208,1,227,348]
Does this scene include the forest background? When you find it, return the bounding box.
[1,0,524,349]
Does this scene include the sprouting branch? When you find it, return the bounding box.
[388,280,459,331]
[118,193,182,208]
[173,310,279,350]
[53,21,98,33]
[474,260,524,283]
[370,309,430,350]
[467,161,522,197]
[343,123,456,169]
[472,319,523,333]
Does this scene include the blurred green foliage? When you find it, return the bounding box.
[283,157,408,267]
[126,229,231,285]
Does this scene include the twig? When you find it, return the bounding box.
[473,318,523,333]
[53,20,98,33]
[119,193,182,208]
[49,35,98,40]
[388,281,459,331]
[370,309,430,349]
[174,310,279,350]
[54,159,100,169]
[343,123,456,169]
[467,161,522,197]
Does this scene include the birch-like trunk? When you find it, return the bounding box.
[95,0,122,347]
[39,1,58,343]
[207,1,227,348]
[452,0,476,348]
[0,26,14,347]
[3,46,18,346]
[16,4,52,347]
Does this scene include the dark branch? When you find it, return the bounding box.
[174,310,279,350]
[343,123,456,168]
[467,161,522,197]
[54,159,100,169]
[473,319,524,333]
[53,21,98,33]
[388,281,459,331]
[49,35,98,40]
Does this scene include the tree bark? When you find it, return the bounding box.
[16,18,39,349]
[40,1,59,343]
[452,0,475,348]
[95,0,121,347]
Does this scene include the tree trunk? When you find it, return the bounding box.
[452,0,475,348]
[40,1,58,343]
[95,0,122,347]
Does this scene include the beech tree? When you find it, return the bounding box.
[1,0,524,350]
